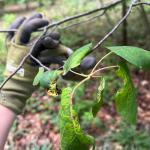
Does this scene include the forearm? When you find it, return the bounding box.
[0,105,16,150]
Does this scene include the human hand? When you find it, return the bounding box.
[0,13,71,114]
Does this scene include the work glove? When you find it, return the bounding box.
[0,13,72,114]
[62,56,96,81]
[0,13,96,115]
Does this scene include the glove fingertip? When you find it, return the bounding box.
[49,32,61,40]
[81,56,96,70]
[43,37,59,48]
[7,16,26,40]
[27,13,43,21]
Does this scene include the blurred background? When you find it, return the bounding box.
[0,0,150,150]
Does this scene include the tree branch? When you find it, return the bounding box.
[59,11,106,30]
[134,2,150,6]
[0,27,48,90]
[0,0,149,90]
[0,54,30,90]
[0,0,149,33]
[30,54,50,71]
[0,0,122,33]
[93,0,138,50]
[45,0,122,30]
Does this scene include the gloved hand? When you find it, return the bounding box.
[63,56,96,81]
[0,13,72,114]
[0,13,96,115]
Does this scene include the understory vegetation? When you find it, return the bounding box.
[0,0,150,150]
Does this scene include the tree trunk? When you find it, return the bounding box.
[122,0,128,45]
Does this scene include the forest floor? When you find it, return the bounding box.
[5,70,150,150]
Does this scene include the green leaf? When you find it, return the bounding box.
[107,46,150,70]
[59,88,95,150]
[63,43,93,74]
[33,67,44,86]
[92,77,105,117]
[39,70,63,88]
[116,62,137,124]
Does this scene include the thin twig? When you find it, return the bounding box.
[60,11,106,30]
[0,0,145,90]
[71,76,90,101]
[91,52,113,73]
[29,55,50,71]
[0,27,48,90]
[0,0,148,33]
[0,54,30,90]
[70,70,88,77]
[134,2,150,6]
[0,25,58,90]
[138,0,150,34]
[93,0,138,50]
[46,0,122,30]
[70,70,102,78]
[99,0,114,27]
[0,0,122,33]
[92,65,119,75]
[0,29,17,33]
[69,0,138,106]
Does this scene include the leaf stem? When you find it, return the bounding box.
[92,65,118,75]
[71,76,90,102]
[91,52,113,74]
[70,65,118,103]
[70,69,102,78]
[70,70,88,77]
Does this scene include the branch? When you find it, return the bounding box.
[92,65,118,75]
[0,29,17,33]
[0,1,123,89]
[46,0,122,30]
[0,54,29,90]
[138,0,150,34]
[59,11,106,30]
[134,2,150,6]
[30,54,50,71]
[0,0,148,90]
[0,1,149,33]
[0,27,48,90]
[0,0,122,33]
[93,0,138,50]
[1,0,149,33]
[99,0,114,27]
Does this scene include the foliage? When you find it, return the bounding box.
[59,88,95,150]
[0,0,149,149]
[33,68,62,88]
[92,77,105,117]
[110,123,150,150]
[63,43,92,74]
[115,62,137,124]
[107,46,150,70]
[33,43,150,149]
[2,14,16,28]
